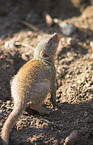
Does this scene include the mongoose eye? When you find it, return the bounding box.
[49,41,52,45]
[48,40,55,47]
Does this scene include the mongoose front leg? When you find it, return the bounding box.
[50,63,59,108]
[50,84,59,108]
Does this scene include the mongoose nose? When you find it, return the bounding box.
[53,33,59,37]
[52,33,60,42]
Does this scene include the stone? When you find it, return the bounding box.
[59,23,77,36]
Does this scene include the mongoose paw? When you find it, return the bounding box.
[52,102,61,108]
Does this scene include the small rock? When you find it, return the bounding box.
[4,41,9,48]
[59,23,77,36]
[0,110,3,113]
[4,41,15,49]
[90,41,93,49]
[6,100,11,105]
[22,53,29,61]
[84,112,88,117]
[45,13,53,26]
[64,130,78,145]
[53,18,59,24]
[0,100,2,104]
[0,122,3,126]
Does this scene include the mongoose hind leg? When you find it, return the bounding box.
[29,81,51,115]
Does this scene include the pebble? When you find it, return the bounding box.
[0,109,3,113]
[59,23,77,36]
[6,100,11,105]
[4,41,15,49]
[64,130,78,145]
[84,112,88,117]
[45,13,53,26]
[90,41,93,49]
[0,122,3,126]
[0,100,3,104]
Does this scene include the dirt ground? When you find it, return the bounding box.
[0,0,93,145]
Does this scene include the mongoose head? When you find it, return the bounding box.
[34,33,60,60]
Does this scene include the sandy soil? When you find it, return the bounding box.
[0,0,93,145]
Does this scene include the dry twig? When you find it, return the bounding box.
[41,118,63,129]
[19,20,39,31]
[15,42,34,50]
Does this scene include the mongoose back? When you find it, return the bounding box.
[1,33,60,145]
